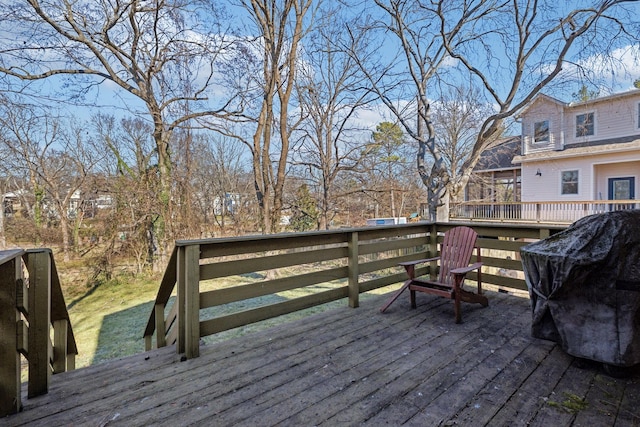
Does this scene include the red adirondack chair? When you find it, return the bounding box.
[380,226,488,323]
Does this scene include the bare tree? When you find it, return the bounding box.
[93,113,162,271]
[227,0,315,233]
[0,101,99,260]
[189,134,249,236]
[0,0,238,255]
[352,0,638,220]
[432,84,497,203]
[293,6,376,229]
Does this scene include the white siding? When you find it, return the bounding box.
[521,152,640,202]
[565,95,640,145]
[521,159,591,202]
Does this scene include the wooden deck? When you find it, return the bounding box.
[4,290,639,426]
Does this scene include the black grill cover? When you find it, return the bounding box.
[520,210,640,367]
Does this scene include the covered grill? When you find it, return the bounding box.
[520,210,640,368]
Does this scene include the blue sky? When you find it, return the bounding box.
[2,0,639,132]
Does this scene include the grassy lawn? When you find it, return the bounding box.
[64,271,162,368]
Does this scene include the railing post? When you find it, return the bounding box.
[26,250,52,398]
[348,231,359,308]
[539,227,550,240]
[184,244,200,359]
[0,251,23,416]
[176,246,186,354]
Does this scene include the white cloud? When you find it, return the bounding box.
[554,44,640,93]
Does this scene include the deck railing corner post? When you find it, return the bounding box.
[176,246,186,354]
[0,251,23,417]
[184,244,200,359]
[26,250,51,398]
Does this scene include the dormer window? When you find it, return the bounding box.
[576,112,594,137]
[533,120,549,143]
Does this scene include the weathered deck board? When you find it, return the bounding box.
[3,290,639,427]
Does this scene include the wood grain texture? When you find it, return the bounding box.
[8,291,638,426]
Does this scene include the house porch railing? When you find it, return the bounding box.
[143,221,565,360]
[451,200,639,223]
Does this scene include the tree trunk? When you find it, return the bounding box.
[0,194,5,249]
[59,214,70,262]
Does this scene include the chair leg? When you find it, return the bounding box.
[453,275,463,323]
[453,294,462,323]
[380,280,411,313]
[410,289,417,309]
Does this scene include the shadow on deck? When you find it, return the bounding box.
[5,291,640,426]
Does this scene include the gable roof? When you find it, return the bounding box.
[516,93,565,118]
[566,88,640,109]
[473,136,521,172]
[518,89,640,118]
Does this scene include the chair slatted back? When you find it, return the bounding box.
[438,226,478,286]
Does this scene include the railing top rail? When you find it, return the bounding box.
[437,220,565,231]
[456,199,638,206]
[0,249,25,265]
[25,248,53,254]
[173,220,560,248]
[173,221,434,247]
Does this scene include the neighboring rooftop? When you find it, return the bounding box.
[473,136,521,172]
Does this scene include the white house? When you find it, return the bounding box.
[514,90,640,208]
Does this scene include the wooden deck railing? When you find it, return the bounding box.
[451,200,639,223]
[0,248,78,416]
[143,222,565,359]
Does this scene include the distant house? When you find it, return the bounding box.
[457,90,640,223]
[465,136,521,203]
[514,90,640,204]
[2,191,25,217]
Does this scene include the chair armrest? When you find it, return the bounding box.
[450,262,483,275]
[399,256,440,267]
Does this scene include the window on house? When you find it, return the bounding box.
[575,112,594,137]
[561,170,579,195]
[533,120,549,143]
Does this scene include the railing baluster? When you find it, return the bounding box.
[53,319,68,374]
[451,200,638,223]
[155,303,166,348]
